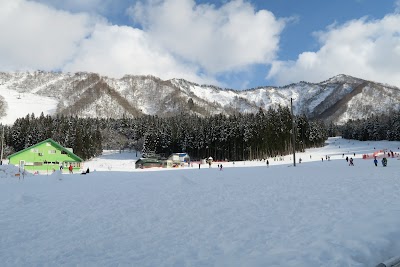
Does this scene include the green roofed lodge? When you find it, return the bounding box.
[7,138,83,174]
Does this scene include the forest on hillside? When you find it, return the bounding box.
[1,106,328,161]
[340,111,400,141]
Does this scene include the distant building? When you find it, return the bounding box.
[7,138,83,174]
[134,153,190,169]
[166,153,190,168]
[135,158,165,169]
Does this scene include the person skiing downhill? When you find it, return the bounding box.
[374,157,378,167]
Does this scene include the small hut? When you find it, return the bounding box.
[135,158,164,169]
[166,153,190,168]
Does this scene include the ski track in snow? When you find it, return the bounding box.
[1,137,400,266]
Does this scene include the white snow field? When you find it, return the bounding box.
[0,88,58,125]
[1,137,400,267]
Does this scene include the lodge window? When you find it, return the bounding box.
[32,149,39,153]
[48,150,56,154]
[44,161,59,165]
[61,151,68,155]
[46,142,51,146]
[68,162,81,168]
[38,153,43,156]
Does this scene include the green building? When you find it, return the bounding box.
[7,138,83,174]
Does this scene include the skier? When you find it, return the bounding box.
[68,164,73,174]
[349,158,354,166]
[346,156,349,162]
[266,160,269,167]
[373,157,378,167]
[219,164,223,171]
[382,157,387,167]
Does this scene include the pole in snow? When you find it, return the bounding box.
[0,126,4,165]
[291,98,296,167]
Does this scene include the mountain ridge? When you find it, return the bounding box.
[1,71,399,125]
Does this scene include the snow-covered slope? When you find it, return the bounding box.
[1,71,399,125]
[1,137,400,266]
[0,87,58,124]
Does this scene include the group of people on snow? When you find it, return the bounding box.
[372,156,388,167]
[59,164,74,174]
[58,163,90,174]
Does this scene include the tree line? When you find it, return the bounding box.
[2,107,328,161]
[340,111,400,141]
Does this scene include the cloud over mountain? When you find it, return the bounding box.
[0,0,94,70]
[268,14,400,88]
[1,0,399,89]
[0,0,285,87]
[129,0,285,73]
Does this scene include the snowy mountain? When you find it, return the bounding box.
[1,71,400,125]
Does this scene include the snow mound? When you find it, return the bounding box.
[51,170,63,180]
[0,165,32,178]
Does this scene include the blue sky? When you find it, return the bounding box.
[1,0,400,89]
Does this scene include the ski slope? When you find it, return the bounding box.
[0,87,58,125]
[1,137,400,266]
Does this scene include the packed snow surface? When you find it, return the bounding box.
[1,137,400,266]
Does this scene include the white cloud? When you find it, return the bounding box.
[0,0,218,85]
[32,0,114,14]
[129,0,285,74]
[0,0,285,87]
[268,14,400,87]
[63,24,217,85]
[0,0,95,71]
[396,0,400,13]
